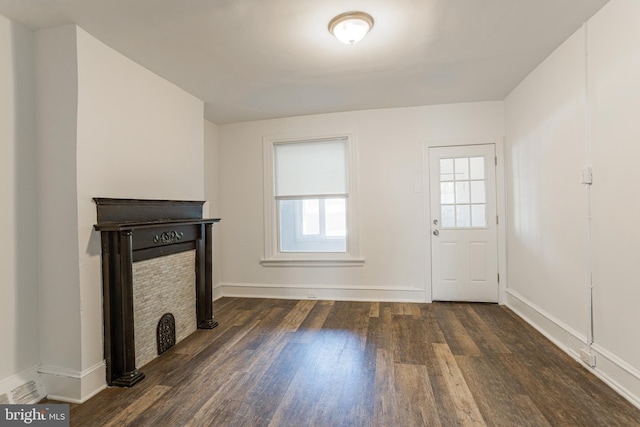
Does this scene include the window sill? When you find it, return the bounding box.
[260,257,365,268]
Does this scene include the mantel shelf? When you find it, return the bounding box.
[94,218,220,232]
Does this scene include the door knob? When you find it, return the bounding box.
[433,230,439,236]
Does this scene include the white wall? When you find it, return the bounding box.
[35,25,83,401]
[36,25,205,402]
[505,0,640,408]
[217,102,504,301]
[589,0,640,401]
[0,14,41,399]
[75,24,204,376]
[504,27,589,348]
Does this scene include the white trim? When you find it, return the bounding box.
[260,257,365,267]
[589,344,640,410]
[45,385,107,405]
[0,365,46,404]
[262,131,363,266]
[494,138,508,305]
[39,361,106,404]
[213,283,224,300]
[506,289,640,410]
[39,361,104,379]
[219,282,426,303]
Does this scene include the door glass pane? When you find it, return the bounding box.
[437,154,489,229]
[456,205,471,227]
[440,159,454,181]
[470,181,485,203]
[441,205,455,227]
[471,204,486,227]
[454,158,469,180]
[455,182,470,204]
[470,157,485,180]
[441,182,455,204]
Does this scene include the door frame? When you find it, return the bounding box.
[422,138,508,304]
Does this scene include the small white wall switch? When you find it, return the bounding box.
[581,166,593,185]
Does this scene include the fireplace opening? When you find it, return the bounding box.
[157,313,176,355]
[133,250,196,367]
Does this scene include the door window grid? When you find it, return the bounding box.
[440,157,487,228]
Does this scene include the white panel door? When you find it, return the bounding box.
[429,144,498,302]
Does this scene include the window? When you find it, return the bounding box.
[279,198,347,252]
[262,134,363,266]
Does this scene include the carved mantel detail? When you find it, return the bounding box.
[153,230,184,245]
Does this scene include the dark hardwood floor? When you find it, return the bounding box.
[66,298,640,426]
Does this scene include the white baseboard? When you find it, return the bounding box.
[39,361,107,404]
[589,344,640,410]
[0,365,46,404]
[506,289,640,410]
[219,282,427,303]
[213,283,224,301]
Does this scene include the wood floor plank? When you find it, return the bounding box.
[429,373,465,426]
[432,303,483,357]
[472,304,565,367]
[433,343,486,426]
[103,385,171,427]
[369,301,380,318]
[158,323,257,387]
[268,332,346,425]
[321,301,371,351]
[392,315,441,374]
[183,371,247,426]
[310,346,375,426]
[278,299,317,332]
[454,304,512,355]
[377,303,394,351]
[391,302,416,316]
[539,365,640,427]
[410,303,423,318]
[290,299,334,344]
[374,348,397,427]
[394,363,442,427]
[497,354,599,426]
[455,355,551,427]
[197,304,311,417]
[234,341,309,424]
[64,298,640,426]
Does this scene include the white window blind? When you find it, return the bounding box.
[274,138,347,197]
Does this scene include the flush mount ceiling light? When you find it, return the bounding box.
[328,11,374,45]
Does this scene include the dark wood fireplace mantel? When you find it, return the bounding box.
[94,198,220,387]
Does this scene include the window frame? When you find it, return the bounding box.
[261,132,364,267]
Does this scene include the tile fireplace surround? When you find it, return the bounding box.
[93,198,220,387]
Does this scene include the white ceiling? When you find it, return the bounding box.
[0,0,608,124]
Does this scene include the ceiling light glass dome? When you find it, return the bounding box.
[328,11,374,45]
